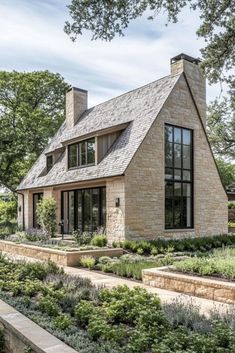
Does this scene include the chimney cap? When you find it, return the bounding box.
[171,53,201,65]
[67,86,88,94]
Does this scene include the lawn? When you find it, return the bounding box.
[173,248,235,280]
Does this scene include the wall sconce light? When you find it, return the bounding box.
[115,198,120,207]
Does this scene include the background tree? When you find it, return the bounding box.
[216,158,235,188]
[65,0,235,160]
[0,71,69,192]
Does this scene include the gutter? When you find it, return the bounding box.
[17,192,25,231]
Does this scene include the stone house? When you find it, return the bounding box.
[17,54,228,242]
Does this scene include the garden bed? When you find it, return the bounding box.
[1,255,235,353]
[0,299,77,353]
[142,266,235,304]
[0,240,123,266]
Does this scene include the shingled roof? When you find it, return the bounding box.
[17,73,181,191]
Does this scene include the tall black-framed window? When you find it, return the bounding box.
[165,124,193,229]
[61,187,106,234]
[68,138,95,169]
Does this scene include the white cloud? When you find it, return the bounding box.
[0,0,226,107]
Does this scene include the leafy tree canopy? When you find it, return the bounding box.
[65,1,235,160]
[216,158,235,188]
[207,97,235,159]
[64,0,235,86]
[0,71,69,192]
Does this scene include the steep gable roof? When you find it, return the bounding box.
[17,73,180,190]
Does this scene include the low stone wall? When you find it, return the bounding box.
[0,299,77,353]
[0,240,123,266]
[142,266,235,304]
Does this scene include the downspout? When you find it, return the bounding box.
[17,192,25,231]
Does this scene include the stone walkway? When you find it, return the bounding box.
[3,251,234,316]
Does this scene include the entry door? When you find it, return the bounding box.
[61,187,106,234]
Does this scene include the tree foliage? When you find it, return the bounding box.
[216,158,235,188]
[0,71,69,192]
[207,98,235,159]
[36,197,57,238]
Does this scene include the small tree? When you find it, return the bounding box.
[36,197,57,238]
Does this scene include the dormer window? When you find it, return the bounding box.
[46,155,53,172]
[68,137,95,169]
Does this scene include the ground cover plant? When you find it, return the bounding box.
[173,248,235,280]
[116,234,235,256]
[1,254,235,353]
[80,254,175,280]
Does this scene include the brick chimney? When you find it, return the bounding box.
[66,87,88,129]
[171,53,206,127]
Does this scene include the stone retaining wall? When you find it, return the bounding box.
[142,266,235,304]
[0,299,77,353]
[0,240,123,266]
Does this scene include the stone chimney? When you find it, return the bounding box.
[171,53,206,127]
[66,87,88,129]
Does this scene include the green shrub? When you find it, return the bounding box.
[53,313,72,330]
[80,255,96,269]
[173,248,235,280]
[38,296,60,317]
[119,234,235,256]
[228,202,235,209]
[36,197,56,237]
[72,230,93,246]
[91,234,107,247]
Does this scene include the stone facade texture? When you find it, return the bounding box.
[66,88,88,129]
[142,267,235,304]
[124,74,227,240]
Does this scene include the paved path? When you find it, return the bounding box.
[3,251,234,316]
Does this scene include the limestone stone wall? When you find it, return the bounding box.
[66,87,88,129]
[171,59,206,127]
[106,177,125,242]
[124,74,227,240]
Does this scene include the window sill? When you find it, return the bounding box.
[164,228,195,232]
[68,163,95,171]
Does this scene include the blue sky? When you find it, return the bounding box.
[0,0,225,107]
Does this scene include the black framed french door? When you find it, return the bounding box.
[61,187,106,234]
[33,193,43,228]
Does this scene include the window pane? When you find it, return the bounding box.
[183,183,191,197]
[174,183,181,197]
[174,144,181,168]
[182,197,192,227]
[165,168,173,180]
[92,189,99,232]
[81,141,86,165]
[68,145,77,168]
[165,182,173,228]
[101,187,106,228]
[183,145,191,169]
[165,125,173,142]
[183,170,191,181]
[77,191,82,232]
[183,129,191,145]
[68,191,75,233]
[174,127,181,143]
[174,169,181,181]
[174,197,181,227]
[165,142,173,167]
[87,138,95,164]
[83,189,92,232]
[47,156,53,172]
